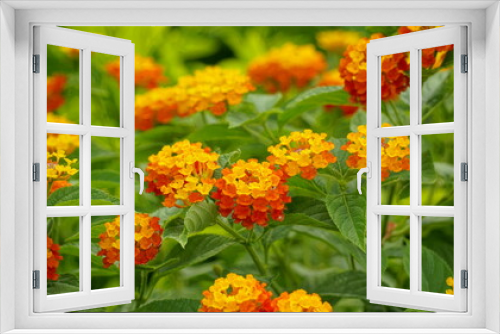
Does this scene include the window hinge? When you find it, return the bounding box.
[33,270,40,289]
[461,54,468,73]
[33,163,40,182]
[33,54,40,73]
[461,270,468,289]
[461,162,468,181]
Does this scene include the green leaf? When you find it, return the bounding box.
[188,124,254,143]
[262,225,292,249]
[273,213,334,230]
[278,86,351,126]
[226,102,258,128]
[246,93,282,112]
[47,274,79,295]
[160,234,236,273]
[326,193,366,250]
[287,197,335,227]
[135,299,200,312]
[315,271,367,300]
[163,218,189,248]
[421,246,453,294]
[350,110,367,132]
[184,201,217,233]
[287,176,326,201]
[91,170,120,189]
[47,186,119,206]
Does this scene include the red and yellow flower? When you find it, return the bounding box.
[47,74,67,113]
[267,129,336,180]
[248,43,327,93]
[398,27,453,69]
[146,140,220,208]
[341,124,410,180]
[106,55,167,89]
[339,33,410,105]
[317,30,361,53]
[271,289,333,312]
[212,159,291,229]
[97,213,164,268]
[135,67,254,130]
[317,70,358,116]
[199,273,274,312]
[47,237,63,281]
[47,150,78,193]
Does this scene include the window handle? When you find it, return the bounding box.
[130,162,145,195]
[357,162,371,195]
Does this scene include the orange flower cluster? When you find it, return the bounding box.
[339,33,410,105]
[317,70,358,116]
[47,74,67,113]
[199,273,274,312]
[398,27,453,69]
[146,140,220,208]
[248,43,327,93]
[97,214,164,268]
[212,159,291,229]
[47,237,63,281]
[135,67,254,130]
[199,273,333,312]
[341,125,410,180]
[267,129,336,180]
[106,55,167,89]
[317,30,361,53]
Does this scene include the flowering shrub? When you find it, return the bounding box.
[97,213,164,267]
[47,237,63,281]
[248,43,327,93]
[212,159,291,229]
[267,129,336,180]
[146,140,220,208]
[106,55,167,89]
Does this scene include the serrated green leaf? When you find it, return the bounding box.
[163,218,189,248]
[47,186,119,206]
[273,213,334,229]
[287,176,326,201]
[160,234,236,273]
[315,271,366,300]
[326,193,366,250]
[184,201,217,233]
[135,299,200,312]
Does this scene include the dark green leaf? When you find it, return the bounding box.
[184,201,217,233]
[287,176,326,201]
[274,213,334,229]
[315,271,366,300]
[326,193,366,250]
[163,218,188,248]
[135,299,200,312]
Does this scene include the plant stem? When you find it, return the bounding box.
[244,243,268,276]
[215,218,246,243]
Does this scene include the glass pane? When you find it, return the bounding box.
[47,45,80,124]
[381,215,410,290]
[47,134,80,206]
[47,216,80,295]
[381,136,410,205]
[92,215,121,290]
[421,134,454,206]
[421,45,454,124]
[92,52,120,127]
[91,137,121,205]
[421,216,454,294]
[380,51,410,126]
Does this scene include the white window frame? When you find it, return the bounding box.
[0,1,499,333]
[33,26,136,313]
[366,26,467,312]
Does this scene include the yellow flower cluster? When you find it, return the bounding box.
[199,273,333,313]
[47,113,74,124]
[135,67,255,130]
[446,277,454,295]
[47,150,78,181]
[199,273,274,312]
[248,43,327,93]
[341,124,410,180]
[316,30,361,53]
[145,140,220,208]
[267,129,336,180]
[272,289,333,312]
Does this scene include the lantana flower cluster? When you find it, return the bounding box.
[106,55,167,89]
[135,67,255,130]
[199,273,332,312]
[47,237,63,281]
[398,27,453,69]
[248,43,327,93]
[267,129,337,180]
[341,124,410,180]
[97,213,164,268]
[212,159,291,229]
[47,150,78,194]
[145,140,220,208]
[47,74,67,113]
